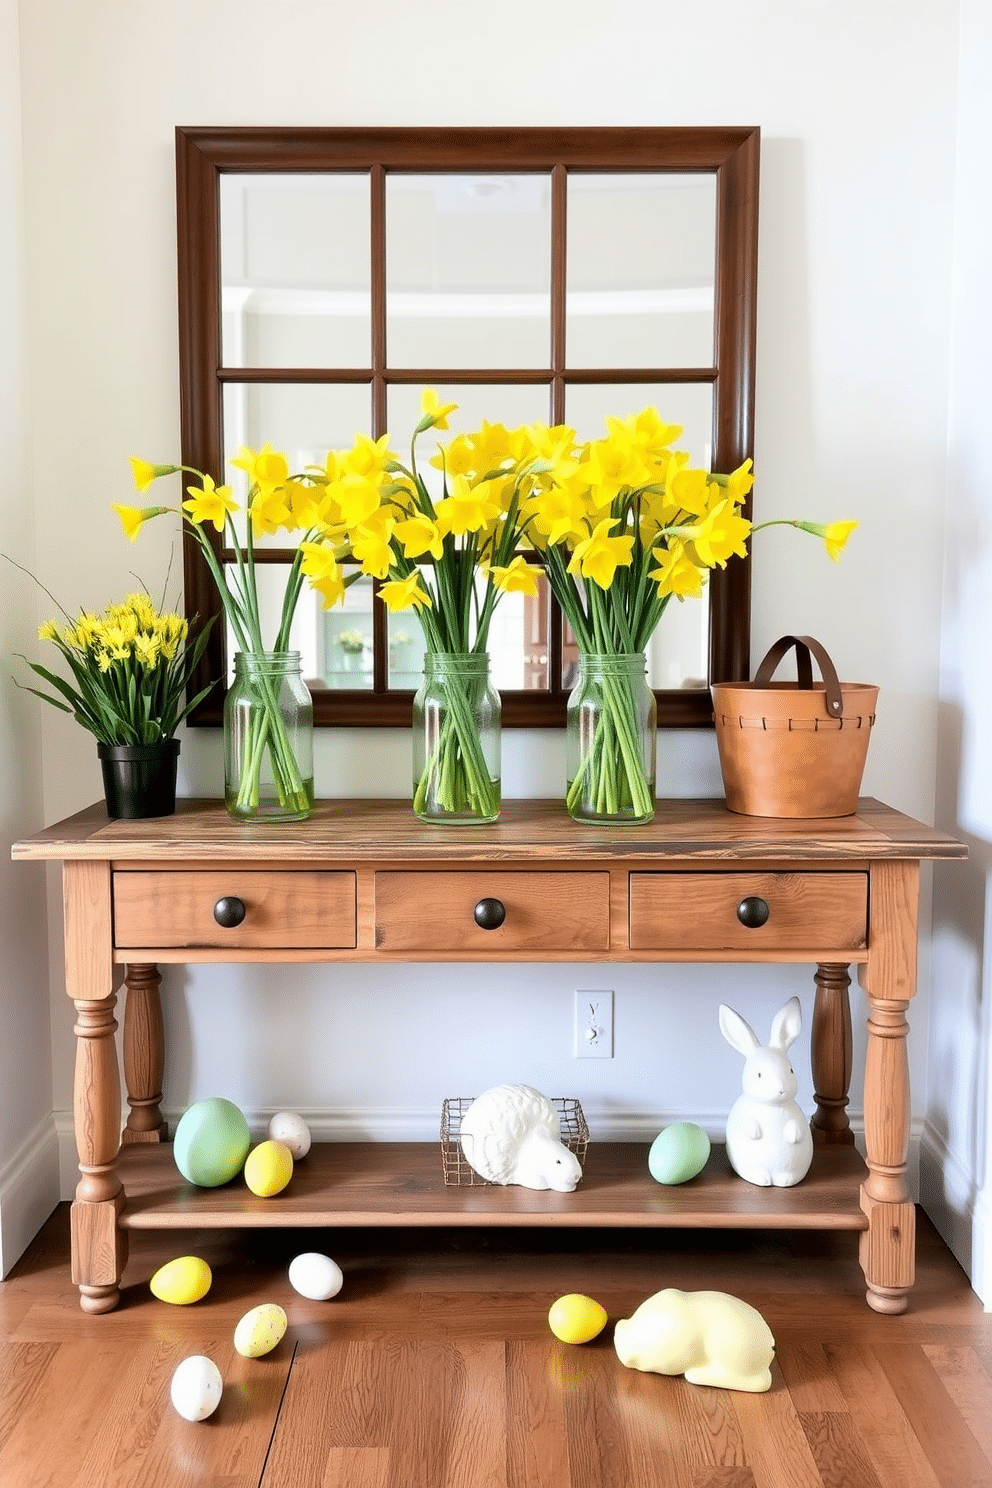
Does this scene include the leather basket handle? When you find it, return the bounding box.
[752,635,844,718]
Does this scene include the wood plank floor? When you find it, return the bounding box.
[1,1205,990,1487]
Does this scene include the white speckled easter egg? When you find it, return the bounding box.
[648,1123,711,1185]
[244,1140,293,1197]
[234,1303,288,1358]
[288,1252,344,1301]
[170,1355,223,1421]
[150,1255,212,1305]
[267,1110,312,1159]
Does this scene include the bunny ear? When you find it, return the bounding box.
[719,1004,759,1056]
[770,996,803,1051]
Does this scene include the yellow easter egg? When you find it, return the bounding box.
[244,1140,294,1197]
[150,1255,212,1306]
[548,1292,608,1344]
[234,1303,288,1358]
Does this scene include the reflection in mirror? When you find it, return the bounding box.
[221,174,371,369]
[386,175,552,369]
[566,174,716,369]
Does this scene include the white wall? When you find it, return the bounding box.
[926,0,992,1304]
[5,0,980,1284]
[0,0,58,1272]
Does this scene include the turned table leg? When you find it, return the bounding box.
[71,996,128,1313]
[121,963,167,1143]
[857,860,920,1315]
[810,963,855,1145]
[63,861,128,1313]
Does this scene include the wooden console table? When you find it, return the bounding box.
[13,796,965,1315]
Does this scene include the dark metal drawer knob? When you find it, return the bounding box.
[474,897,506,931]
[213,895,247,929]
[737,895,770,929]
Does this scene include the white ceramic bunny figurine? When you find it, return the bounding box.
[718,996,814,1188]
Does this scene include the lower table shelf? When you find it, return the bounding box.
[116,1141,870,1233]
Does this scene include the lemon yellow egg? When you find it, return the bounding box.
[548,1292,608,1344]
[150,1255,212,1305]
[244,1140,293,1197]
[234,1303,288,1358]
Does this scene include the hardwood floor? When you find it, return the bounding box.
[1,1205,990,1487]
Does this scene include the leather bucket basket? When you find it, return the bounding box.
[711,635,877,818]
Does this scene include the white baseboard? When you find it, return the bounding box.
[920,1119,992,1308]
[55,1102,888,1192]
[0,1115,60,1277]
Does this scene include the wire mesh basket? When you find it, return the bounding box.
[440,1095,589,1186]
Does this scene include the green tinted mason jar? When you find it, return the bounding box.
[566,652,656,824]
[412,651,500,824]
[224,651,314,822]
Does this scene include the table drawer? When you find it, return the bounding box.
[113,871,357,950]
[629,872,868,952]
[374,871,610,953]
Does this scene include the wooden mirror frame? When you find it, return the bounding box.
[176,125,759,728]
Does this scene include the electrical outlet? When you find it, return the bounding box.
[574,990,613,1058]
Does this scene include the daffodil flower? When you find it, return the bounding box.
[129,458,179,493]
[393,515,445,562]
[249,487,293,538]
[230,443,290,492]
[416,388,459,433]
[434,475,501,537]
[649,539,705,600]
[485,555,540,598]
[676,499,752,568]
[379,573,431,612]
[344,432,393,481]
[183,477,238,532]
[566,518,635,590]
[113,503,171,542]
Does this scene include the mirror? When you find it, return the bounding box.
[177,126,759,727]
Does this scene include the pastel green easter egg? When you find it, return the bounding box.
[174,1098,251,1187]
[244,1140,294,1197]
[648,1123,711,1185]
[150,1255,212,1305]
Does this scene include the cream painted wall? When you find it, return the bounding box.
[926,0,992,1304]
[5,0,979,1283]
[0,0,58,1272]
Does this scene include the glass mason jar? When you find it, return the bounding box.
[566,652,657,825]
[412,651,501,824]
[224,651,314,822]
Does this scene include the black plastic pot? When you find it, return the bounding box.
[97,739,180,819]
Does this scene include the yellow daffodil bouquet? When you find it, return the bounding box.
[8,572,214,748]
[314,390,542,821]
[512,409,856,822]
[116,449,364,819]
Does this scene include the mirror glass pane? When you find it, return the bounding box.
[386,383,553,501]
[565,381,715,691]
[385,175,552,369]
[222,381,372,547]
[220,174,371,368]
[318,573,375,690]
[224,562,327,687]
[566,174,716,369]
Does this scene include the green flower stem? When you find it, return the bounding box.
[413,655,499,821]
[565,654,654,821]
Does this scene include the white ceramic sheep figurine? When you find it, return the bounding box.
[719,995,814,1188]
[459,1083,583,1191]
[614,1288,775,1392]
